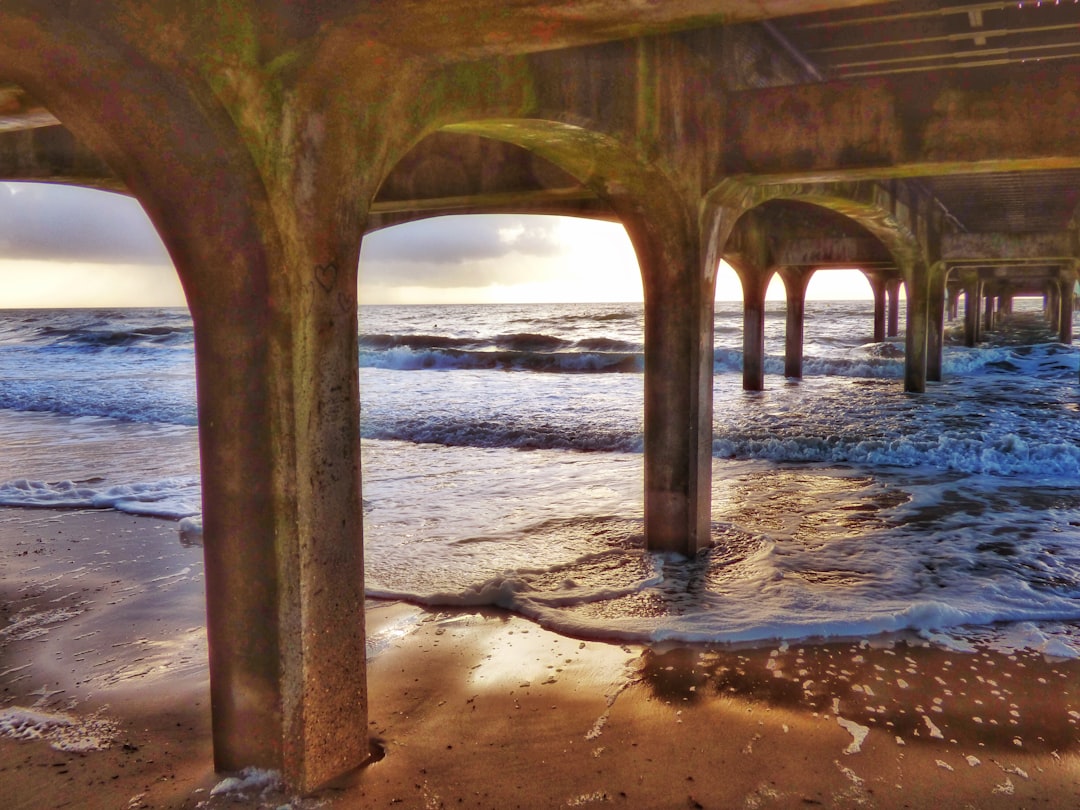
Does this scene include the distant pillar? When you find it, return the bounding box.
[927,263,946,383]
[1059,279,1074,344]
[904,262,929,393]
[967,282,984,347]
[886,278,902,338]
[866,273,887,343]
[983,292,996,332]
[946,287,960,321]
[735,264,771,391]
[1047,284,1061,333]
[780,267,813,379]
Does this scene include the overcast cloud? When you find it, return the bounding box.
[0,182,172,265]
[358,214,572,289]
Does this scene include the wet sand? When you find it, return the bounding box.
[2,508,1080,808]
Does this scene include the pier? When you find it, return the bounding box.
[0,0,1079,790]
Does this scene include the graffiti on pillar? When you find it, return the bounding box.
[314,261,338,292]
[309,261,352,315]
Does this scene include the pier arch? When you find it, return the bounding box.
[0,11,431,790]
[374,116,716,554]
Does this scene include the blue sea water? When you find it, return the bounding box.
[1,300,1079,654]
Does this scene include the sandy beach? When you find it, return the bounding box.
[2,507,1080,809]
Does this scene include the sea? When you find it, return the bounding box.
[1,299,1080,656]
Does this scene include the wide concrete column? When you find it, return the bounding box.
[779,267,814,379]
[927,263,946,383]
[0,13,385,789]
[903,261,930,393]
[192,254,367,790]
[620,201,715,556]
[886,277,902,338]
[732,262,772,391]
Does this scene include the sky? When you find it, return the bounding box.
[0,182,875,307]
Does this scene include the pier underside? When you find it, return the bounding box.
[0,0,1078,790]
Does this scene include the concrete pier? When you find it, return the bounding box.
[1,0,1080,791]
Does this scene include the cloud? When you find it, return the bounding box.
[0,182,171,265]
[361,214,562,264]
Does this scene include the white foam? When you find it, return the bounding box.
[0,706,117,751]
[837,717,870,754]
[210,767,281,797]
[0,476,200,519]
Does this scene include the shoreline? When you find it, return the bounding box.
[2,508,1080,808]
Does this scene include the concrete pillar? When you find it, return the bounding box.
[886,277,902,338]
[17,26,384,789]
[903,261,929,393]
[1047,284,1061,333]
[620,202,715,556]
[999,293,1012,317]
[780,267,814,379]
[733,264,772,391]
[866,273,887,343]
[947,287,960,321]
[927,263,946,383]
[983,292,996,332]
[967,287,984,347]
[1059,278,1074,344]
[193,267,367,790]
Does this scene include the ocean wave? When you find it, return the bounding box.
[0,384,197,426]
[713,431,1080,479]
[359,347,643,373]
[361,416,643,452]
[35,325,192,349]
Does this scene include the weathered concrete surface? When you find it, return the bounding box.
[0,0,1077,794]
[727,64,1080,182]
[943,232,1079,263]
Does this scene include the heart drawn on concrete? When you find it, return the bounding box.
[314,262,338,292]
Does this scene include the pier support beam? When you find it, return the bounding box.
[779,267,814,379]
[620,200,715,556]
[947,287,960,321]
[984,292,996,333]
[927,263,946,383]
[866,272,887,343]
[732,262,772,391]
[19,33,391,790]
[961,273,980,346]
[903,261,929,393]
[1059,278,1074,344]
[886,278,902,338]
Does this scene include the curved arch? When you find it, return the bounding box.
[437,118,698,295]
[0,11,383,787]
[706,177,925,277]
[375,114,715,553]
